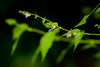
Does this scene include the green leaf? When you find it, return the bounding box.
[53,28,60,34]
[73,31,84,52]
[11,23,28,56]
[94,7,100,14]
[56,43,73,64]
[93,52,100,59]
[31,46,41,64]
[73,29,81,33]
[40,31,56,61]
[74,15,89,27]
[43,23,51,28]
[43,22,58,29]
[10,38,19,56]
[13,23,29,40]
[5,19,17,26]
[82,40,96,50]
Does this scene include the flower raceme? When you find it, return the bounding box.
[66,30,77,38]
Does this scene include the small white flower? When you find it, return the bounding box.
[48,25,56,32]
[23,13,31,18]
[66,34,71,38]
[73,32,77,35]
[52,26,56,29]
[48,29,53,32]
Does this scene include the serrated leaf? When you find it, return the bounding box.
[94,7,100,14]
[5,19,17,26]
[73,31,84,52]
[40,31,56,61]
[13,23,29,40]
[56,43,73,64]
[74,15,89,27]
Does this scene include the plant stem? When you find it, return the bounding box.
[84,33,100,36]
[88,3,100,16]
[26,27,100,44]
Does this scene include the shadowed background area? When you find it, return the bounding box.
[0,0,100,67]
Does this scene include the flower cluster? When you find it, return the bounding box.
[66,30,77,38]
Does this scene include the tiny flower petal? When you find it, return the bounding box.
[67,34,71,38]
[73,32,77,35]
[52,26,56,29]
[24,13,31,18]
[48,29,53,32]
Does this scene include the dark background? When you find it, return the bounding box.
[0,0,100,67]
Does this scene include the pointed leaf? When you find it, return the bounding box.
[31,46,41,64]
[40,31,56,61]
[11,23,28,56]
[74,15,89,27]
[10,38,19,56]
[13,23,29,40]
[56,43,73,64]
[94,7,100,14]
[5,19,17,26]
[73,31,84,52]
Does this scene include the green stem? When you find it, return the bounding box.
[85,33,100,36]
[26,26,100,44]
[88,3,100,16]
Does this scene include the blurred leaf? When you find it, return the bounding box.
[81,7,92,15]
[40,31,56,61]
[74,15,89,27]
[5,19,17,26]
[94,7,100,14]
[93,12,100,19]
[82,40,96,50]
[31,46,40,64]
[43,23,51,28]
[73,31,84,52]
[73,29,81,33]
[93,52,100,59]
[62,32,69,37]
[13,23,29,40]
[43,22,58,29]
[10,38,19,56]
[56,43,73,64]
[11,23,28,56]
[53,28,60,34]
[42,17,46,23]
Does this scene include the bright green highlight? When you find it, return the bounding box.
[5,19,17,25]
